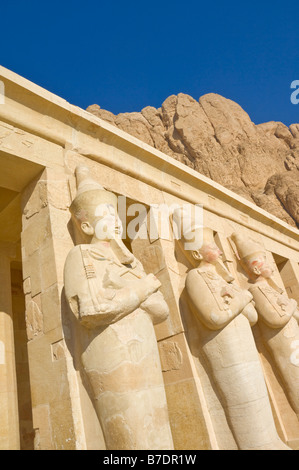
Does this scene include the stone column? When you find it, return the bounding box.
[130,208,214,450]
[0,249,20,450]
[278,259,299,304]
[21,168,90,449]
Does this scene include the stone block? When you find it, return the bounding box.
[41,284,61,335]
[40,240,57,291]
[21,208,51,259]
[164,378,211,450]
[27,251,42,298]
[32,404,53,450]
[45,168,71,211]
[25,294,43,341]
[49,398,77,450]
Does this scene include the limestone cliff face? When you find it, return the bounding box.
[87,94,299,227]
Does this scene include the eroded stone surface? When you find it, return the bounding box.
[87,94,299,227]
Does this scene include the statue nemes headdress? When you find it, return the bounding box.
[70,165,118,225]
[230,232,265,262]
[172,207,234,281]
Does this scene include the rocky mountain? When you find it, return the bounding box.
[86,93,299,227]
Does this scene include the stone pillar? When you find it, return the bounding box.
[21,168,89,449]
[0,250,20,450]
[226,240,299,449]
[277,259,299,303]
[130,209,213,450]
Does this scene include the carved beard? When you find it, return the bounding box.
[215,259,235,283]
[263,277,284,294]
[110,238,135,265]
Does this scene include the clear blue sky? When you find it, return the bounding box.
[1,0,298,126]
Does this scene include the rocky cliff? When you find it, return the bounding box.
[87,93,299,227]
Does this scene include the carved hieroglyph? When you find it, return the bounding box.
[173,209,290,450]
[231,232,299,421]
[64,166,173,450]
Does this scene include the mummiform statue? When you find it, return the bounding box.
[64,166,174,450]
[173,209,290,450]
[231,232,299,421]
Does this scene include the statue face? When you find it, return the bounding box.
[192,242,222,264]
[249,254,273,278]
[201,243,223,263]
[94,203,123,241]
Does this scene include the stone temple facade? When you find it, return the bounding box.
[0,65,299,450]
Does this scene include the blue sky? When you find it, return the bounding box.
[0,0,298,126]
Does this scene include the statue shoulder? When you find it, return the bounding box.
[248,284,259,293]
[249,283,277,300]
[194,268,221,284]
[65,244,107,265]
[64,245,88,301]
[186,268,212,289]
[186,268,201,280]
[64,244,96,283]
[64,244,87,269]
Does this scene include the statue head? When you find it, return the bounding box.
[70,166,123,242]
[189,227,223,264]
[230,232,274,280]
[172,206,222,264]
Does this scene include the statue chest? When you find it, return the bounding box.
[198,269,242,311]
[254,285,293,318]
[81,245,143,285]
